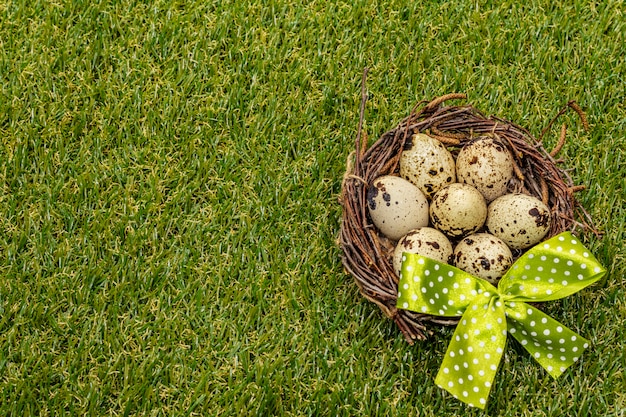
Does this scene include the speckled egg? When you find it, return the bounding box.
[429,183,487,238]
[367,175,429,240]
[400,133,456,199]
[456,137,514,202]
[486,193,552,250]
[392,227,453,277]
[453,233,513,284]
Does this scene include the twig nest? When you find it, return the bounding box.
[392,227,453,276]
[456,137,514,202]
[429,183,487,238]
[366,175,429,240]
[486,193,551,250]
[453,233,513,285]
[400,133,456,199]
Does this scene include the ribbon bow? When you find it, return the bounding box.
[396,232,606,409]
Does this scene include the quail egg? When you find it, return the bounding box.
[400,133,456,199]
[456,137,514,202]
[392,227,453,277]
[367,175,429,240]
[453,233,513,284]
[429,183,487,238]
[486,193,552,249]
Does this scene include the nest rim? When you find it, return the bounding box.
[339,77,595,344]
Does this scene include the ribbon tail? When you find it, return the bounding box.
[506,302,590,378]
[435,297,507,409]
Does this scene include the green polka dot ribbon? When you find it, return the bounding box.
[396,232,606,409]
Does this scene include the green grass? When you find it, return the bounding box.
[1,0,625,415]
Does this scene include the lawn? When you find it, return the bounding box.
[1,0,625,415]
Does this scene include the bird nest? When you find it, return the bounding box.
[339,70,596,343]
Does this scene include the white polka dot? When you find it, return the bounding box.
[581,264,587,269]
[429,281,434,288]
[548,278,554,283]
[412,294,418,301]
[534,352,541,358]
[546,290,553,295]
[559,236,565,241]
[424,270,430,276]
[473,358,479,365]
[547,365,553,372]
[480,398,486,405]
[510,328,517,334]
[490,364,497,371]
[449,271,454,277]
[562,280,569,286]
[535,275,541,281]
[583,252,589,258]
[413,276,420,282]
[403,283,409,290]
[435,293,440,299]
[559,338,565,344]
[450,351,455,357]
[560,366,566,372]
[544,244,550,249]
[509,302,516,307]
[573,346,578,352]
[565,271,571,276]
[437,275,443,282]
[403,302,409,308]
[544,329,551,336]
[541,318,548,324]
[577,274,584,280]
[541,256,547,261]
[473,386,479,392]
[448,300,454,305]
[525,265,531,270]
[453,283,459,289]
[567,260,574,266]
[463,391,468,397]
[571,239,577,244]
[421,287,427,293]
[474,329,481,335]
[448,381,454,388]
[530,321,536,327]
[583,343,589,349]
[442,288,448,294]
[573,356,579,362]
[438,309,445,314]
[434,264,440,270]
[443,367,449,374]
[560,356,567,361]
[454,364,459,371]
[527,308,533,315]
[478,370,485,376]
[594,267,602,273]
[547,353,553,359]
[460,294,466,301]
[553,258,560,263]
[557,246,563,251]
[402,255,407,261]
[556,326,563,333]
[459,378,464,384]
[551,268,557,274]
[463,362,468,368]
[484,353,491,360]
[464,277,471,283]
[521,340,528,346]
[421,306,427,312]
[418,258,424,265]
